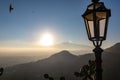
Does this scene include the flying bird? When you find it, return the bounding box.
[9,4,14,13]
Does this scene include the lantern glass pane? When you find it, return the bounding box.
[85,13,93,21]
[99,19,106,37]
[85,20,90,38]
[88,21,94,38]
[96,11,107,38]
[88,4,93,10]
[96,12,107,20]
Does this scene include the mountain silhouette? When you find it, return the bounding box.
[105,42,120,53]
[0,43,120,80]
[102,42,120,80]
[49,50,78,60]
[1,50,81,80]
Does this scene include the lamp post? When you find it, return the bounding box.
[82,0,111,80]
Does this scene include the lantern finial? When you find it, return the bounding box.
[91,0,99,3]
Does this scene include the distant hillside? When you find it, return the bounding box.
[105,43,120,53]
[0,50,94,80]
[53,42,93,55]
[0,43,120,80]
[103,42,120,80]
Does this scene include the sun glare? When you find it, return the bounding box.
[39,33,54,46]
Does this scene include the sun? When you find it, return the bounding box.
[39,33,54,47]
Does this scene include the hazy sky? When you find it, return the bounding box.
[0,0,119,49]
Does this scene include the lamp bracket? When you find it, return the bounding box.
[93,40,102,47]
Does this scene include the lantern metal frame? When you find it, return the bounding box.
[82,0,111,47]
[82,0,111,80]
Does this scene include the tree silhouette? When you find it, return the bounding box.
[44,74,66,80]
[60,76,65,80]
[0,67,3,76]
[44,74,54,80]
[74,60,95,80]
[44,74,49,79]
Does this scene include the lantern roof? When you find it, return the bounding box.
[82,1,111,18]
[92,0,99,3]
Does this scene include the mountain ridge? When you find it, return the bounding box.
[0,43,120,80]
[105,42,120,53]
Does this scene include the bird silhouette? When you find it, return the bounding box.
[9,4,14,13]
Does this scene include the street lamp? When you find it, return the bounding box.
[82,0,111,80]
